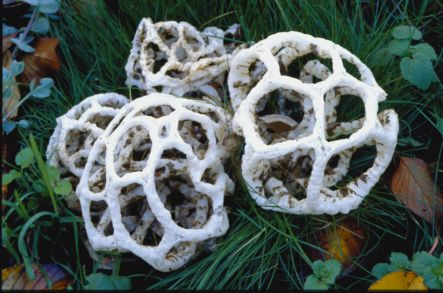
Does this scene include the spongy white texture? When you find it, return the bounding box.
[75,94,234,272]
[228,31,399,215]
[46,93,129,178]
[125,18,243,103]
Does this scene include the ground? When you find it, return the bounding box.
[2,0,442,290]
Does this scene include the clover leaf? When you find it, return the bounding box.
[15,148,35,168]
[84,273,131,290]
[392,25,422,40]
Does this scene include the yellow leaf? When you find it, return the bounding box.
[1,265,24,290]
[369,271,427,290]
[315,219,365,267]
[1,264,71,290]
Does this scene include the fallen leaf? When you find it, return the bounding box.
[259,114,298,132]
[1,264,71,290]
[391,157,443,225]
[2,50,22,120]
[369,271,427,290]
[314,219,366,268]
[3,33,17,54]
[18,37,61,84]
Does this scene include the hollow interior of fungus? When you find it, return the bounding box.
[113,125,152,176]
[260,149,316,204]
[155,154,213,229]
[87,113,114,130]
[341,56,366,83]
[89,200,113,236]
[157,25,179,48]
[117,183,165,247]
[325,86,365,141]
[183,28,203,52]
[327,144,377,193]
[144,42,168,73]
[255,89,314,145]
[178,120,209,160]
[65,128,92,156]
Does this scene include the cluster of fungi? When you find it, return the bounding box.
[47,20,398,271]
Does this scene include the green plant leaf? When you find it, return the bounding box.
[304,275,328,290]
[17,119,30,129]
[38,0,61,14]
[400,54,438,90]
[10,60,24,77]
[3,23,17,36]
[397,136,423,147]
[411,43,437,61]
[323,259,342,284]
[31,78,54,98]
[311,260,325,275]
[46,165,60,182]
[422,271,443,289]
[2,169,21,185]
[387,39,410,56]
[10,38,35,53]
[31,16,50,34]
[32,178,47,193]
[3,120,16,134]
[26,197,39,213]
[389,252,410,271]
[53,180,72,195]
[84,273,131,290]
[372,263,392,279]
[392,25,422,40]
[411,252,436,275]
[373,48,393,66]
[15,148,35,168]
[29,133,58,213]
[411,252,443,289]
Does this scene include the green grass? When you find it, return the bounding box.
[3,0,442,290]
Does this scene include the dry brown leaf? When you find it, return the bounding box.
[314,219,365,268]
[265,120,295,132]
[391,157,443,225]
[1,264,71,290]
[2,50,21,119]
[2,33,17,54]
[368,271,427,290]
[18,37,61,84]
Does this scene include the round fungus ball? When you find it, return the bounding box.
[228,31,399,215]
[125,18,245,103]
[72,94,234,272]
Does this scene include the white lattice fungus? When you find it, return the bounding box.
[228,31,399,215]
[46,93,129,180]
[125,18,244,103]
[76,94,234,272]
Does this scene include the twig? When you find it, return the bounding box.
[2,92,32,122]
[428,237,439,255]
[11,8,38,60]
